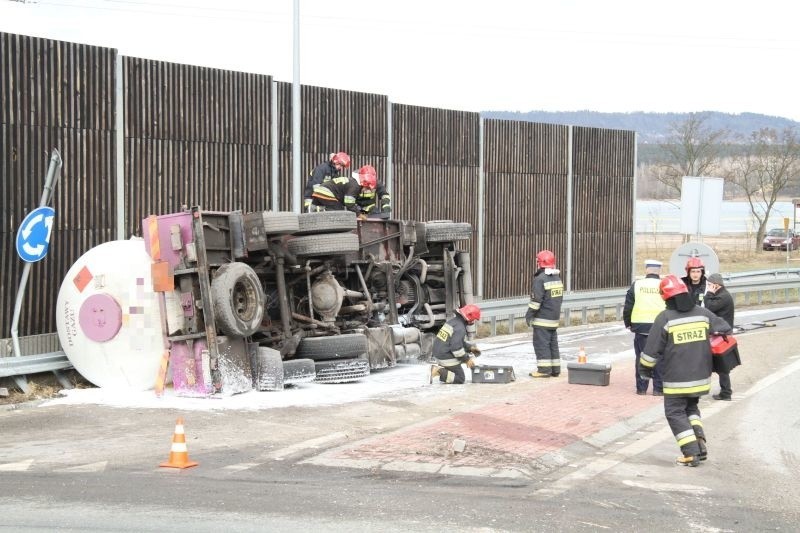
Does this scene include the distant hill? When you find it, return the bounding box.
[479,110,800,144]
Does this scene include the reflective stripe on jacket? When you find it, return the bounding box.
[528,268,563,329]
[640,306,731,397]
[432,315,470,362]
[630,277,665,325]
[312,176,361,212]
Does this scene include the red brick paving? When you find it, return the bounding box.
[335,359,662,467]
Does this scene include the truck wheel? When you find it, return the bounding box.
[283,358,317,384]
[425,221,473,242]
[296,333,368,361]
[296,211,357,234]
[258,211,300,234]
[211,263,265,338]
[287,233,359,256]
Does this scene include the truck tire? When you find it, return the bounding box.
[258,211,300,234]
[296,333,368,361]
[283,358,316,384]
[314,358,370,383]
[425,221,473,242]
[252,347,284,391]
[287,233,359,256]
[211,263,265,338]
[296,211,357,234]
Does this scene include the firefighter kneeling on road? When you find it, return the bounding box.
[430,304,482,384]
[638,274,732,467]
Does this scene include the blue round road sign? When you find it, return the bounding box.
[16,206,56,263]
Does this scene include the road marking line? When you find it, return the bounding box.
[0,459,34,471]
[222,462,261,472]
[55,461,108,473]
[268,431,349,461]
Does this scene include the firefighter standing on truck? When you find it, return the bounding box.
[526,250,564,378]
[430,304,482,384]
[303,152,351,211]
[311,164,376,213]
[638,274,731,467]
[623,258,666,395]
[354,165,391,218]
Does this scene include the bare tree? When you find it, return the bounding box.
[654,113,729,197]
[728,128,800,252]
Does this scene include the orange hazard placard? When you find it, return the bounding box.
[73,265,93,293]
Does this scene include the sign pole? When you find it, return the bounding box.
[10,150,62,369]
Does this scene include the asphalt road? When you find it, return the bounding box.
[1,306,799,532]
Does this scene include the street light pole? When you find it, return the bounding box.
[291,0,302,213]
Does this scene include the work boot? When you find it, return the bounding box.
[430,365,442,384]
[697,437,708,461]
[652,390,663,396]
[712,394,731,401]
[529,371,551,378]
[676,455,701,467]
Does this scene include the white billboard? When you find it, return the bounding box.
[680,176,724,235]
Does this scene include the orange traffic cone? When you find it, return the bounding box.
[159,417,198,469]
[577,346,587,364]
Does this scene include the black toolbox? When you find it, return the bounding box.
[471,365,516,384]
[567,362,611,386]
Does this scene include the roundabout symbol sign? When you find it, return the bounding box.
[16,206,56,263]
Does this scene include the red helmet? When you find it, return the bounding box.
[458,304,481,324]
[357,165,377,190]
[659,274,688,301]
[685,257,704,272]
[536,250,556,268]
[331,152,351,169]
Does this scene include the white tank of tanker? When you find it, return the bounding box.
[56,238,164,390]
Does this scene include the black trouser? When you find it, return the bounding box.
[434,355,466,384]
[634,333,663,393]
[664,396,705,457]
[717,372,732,398]
[533,326,561,376]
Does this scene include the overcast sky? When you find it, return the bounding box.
[2,0,799,121]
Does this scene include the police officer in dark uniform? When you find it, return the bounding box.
[639,275,731,467]
[526,250,564,378]
[430,304,482,384]
[303,152,350,211]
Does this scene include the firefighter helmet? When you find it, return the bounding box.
[330,152,351,169]
[536,250,556,268]
[659,274,688,301]
[357,165,377,190]
[457,304,481,324]
[685,257,704,272]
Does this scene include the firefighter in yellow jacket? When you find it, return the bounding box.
[639,275,731,467]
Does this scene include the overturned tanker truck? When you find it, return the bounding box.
[143,207,476,395]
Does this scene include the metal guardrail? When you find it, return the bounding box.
[724,268,800,280]
[0,351,72,379]
[479,277,800,336]
[1,273,797,388]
